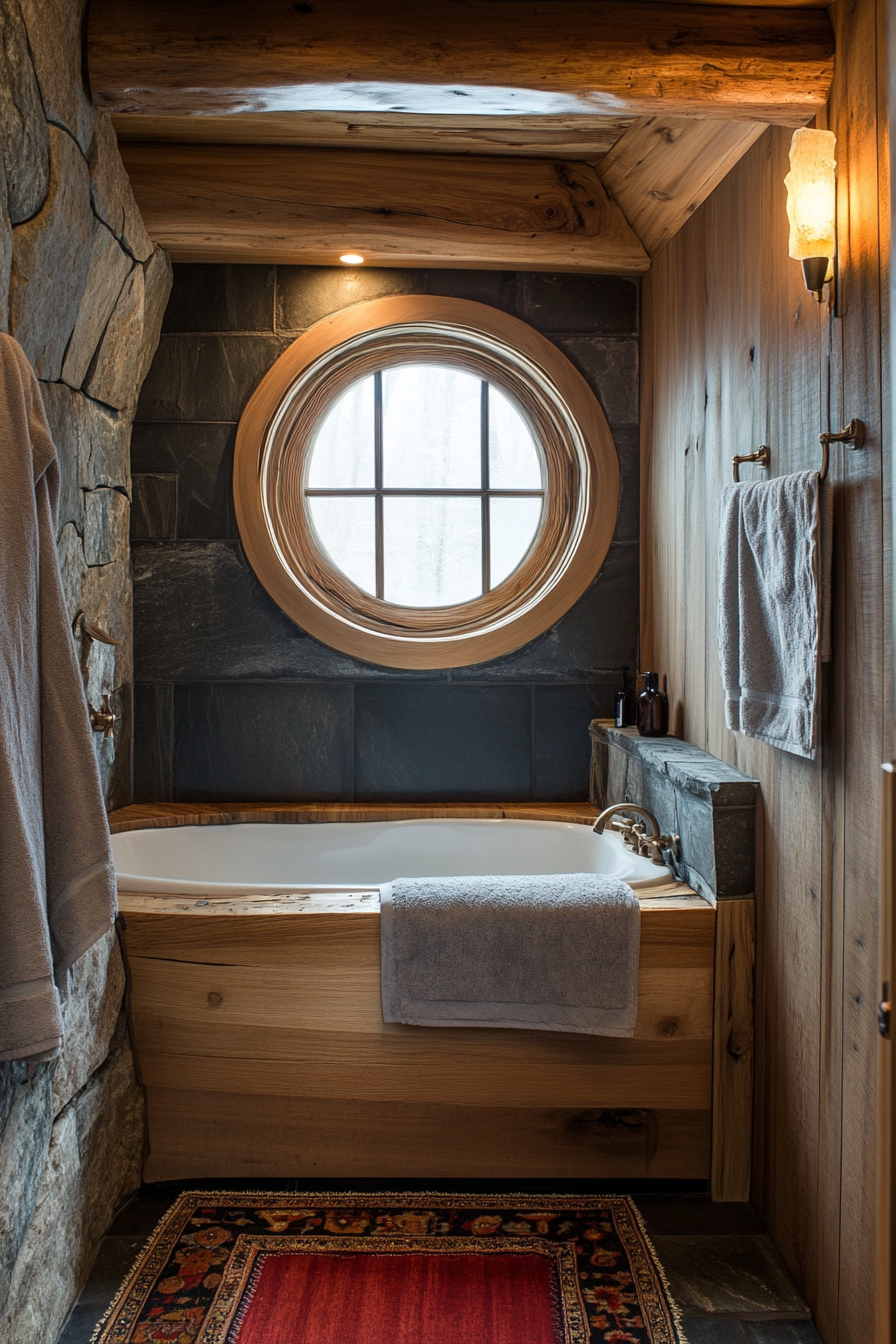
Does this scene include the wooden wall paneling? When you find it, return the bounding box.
[815,125,848,1344]
[599,117,767,257]
[752,129,826,1316]
[880,765,896,1344]
[827,0,887,1336]
[880,0,894,755]
[681,227,709,752]
[700,160,764,1212]
[639,217,708,742]
[111,111,636,159]
[640,2,889,1318]
[711,899,756,1201]
[119,143,649,273]
[878,0,895,1327]
[701,137,760,764]
[89,0,834,123]
[639,267,657,675]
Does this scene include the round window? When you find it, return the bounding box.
[234,295,620,669]
[307,364,544,607]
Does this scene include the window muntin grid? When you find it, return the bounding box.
[305,365,545,607]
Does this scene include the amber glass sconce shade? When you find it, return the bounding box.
[785,128,837,302]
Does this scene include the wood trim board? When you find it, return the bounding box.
[599,117,768,257]
[118,142,648,272]
[111,111,636,160]
[108,801,598,833]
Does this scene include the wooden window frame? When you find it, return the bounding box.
[234,295,620,669]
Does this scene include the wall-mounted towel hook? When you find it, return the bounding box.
[732,445,771,483]
[72,612,121,738]
[72,610,120,688]
[819,419,865,481]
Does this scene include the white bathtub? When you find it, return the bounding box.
[111,818,671,896]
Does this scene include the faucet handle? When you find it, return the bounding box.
[606,816,638,850]
[642,832,682,868]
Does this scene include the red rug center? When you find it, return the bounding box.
[230,1250,564,1344]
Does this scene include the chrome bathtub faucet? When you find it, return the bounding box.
[592,803,681,869]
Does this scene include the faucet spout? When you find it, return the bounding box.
[592,802,681,871]
[592,803,661,836]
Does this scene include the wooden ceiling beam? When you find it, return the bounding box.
[599,117,768,256]
[111,112,637,161]
[118,143,650,273]
[91,0,833,126]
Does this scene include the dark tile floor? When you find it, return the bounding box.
[57,1184,824,1344]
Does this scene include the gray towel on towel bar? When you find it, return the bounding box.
[718,469,831,760]
[380,873,640,1037]
[0,334,117,1062]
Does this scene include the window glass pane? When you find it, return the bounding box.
[383,497,482,606]
[307,496,376,595]
[382,364,481,488]
[489,496,543,589]
[489,386,542,489]
[307,376,375,488]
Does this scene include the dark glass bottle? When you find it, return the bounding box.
[637,671,669,737]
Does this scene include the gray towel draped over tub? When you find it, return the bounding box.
[380,873,641,1037]
[0,333,117,1063]
[718,469,832,761]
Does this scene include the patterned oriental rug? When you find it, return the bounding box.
[94,1193,687,1344]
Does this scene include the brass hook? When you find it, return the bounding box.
[72,611,120,689]
[72,612,121,739]
[818,419,866,481]
[732,445,771,483]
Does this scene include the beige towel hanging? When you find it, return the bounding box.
[0,334,116,1062]
[718,470,830,760]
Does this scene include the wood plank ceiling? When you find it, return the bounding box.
[92,0,834,271]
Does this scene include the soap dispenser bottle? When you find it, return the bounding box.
[637,672,669,738]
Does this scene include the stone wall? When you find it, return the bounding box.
[0,1,171,1340]
[132,265,639,803]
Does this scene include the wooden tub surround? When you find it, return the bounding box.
[109,803,748,1196]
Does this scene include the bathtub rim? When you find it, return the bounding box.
[109,802,676,895]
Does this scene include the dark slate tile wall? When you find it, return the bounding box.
[131,265,639,804]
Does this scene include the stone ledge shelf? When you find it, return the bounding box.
[590,722,759,905]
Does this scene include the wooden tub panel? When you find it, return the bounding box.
[142,1089,712,1183]
[127,956,713,1041]
[120,891,715,1179]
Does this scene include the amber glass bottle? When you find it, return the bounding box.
[637,672,669,737]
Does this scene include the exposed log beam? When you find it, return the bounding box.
[599,117,768,256]
[119,143,650,273]
[111,111,637,160]
[91,0,834,126]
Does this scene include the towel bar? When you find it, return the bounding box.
[732,445,770,482]
[732,420,866,483]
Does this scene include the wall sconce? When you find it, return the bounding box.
[784,128,837,302]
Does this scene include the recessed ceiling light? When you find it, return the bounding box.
[340,253,365,265]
